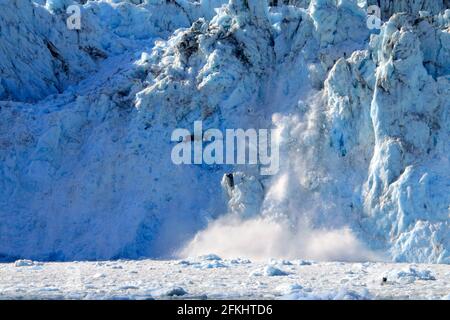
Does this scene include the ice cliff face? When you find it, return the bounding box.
[320,11,450,262]
[366,0,449,20]
[362,13,450,263]
[0,0,205,101]
[0,0,449,263]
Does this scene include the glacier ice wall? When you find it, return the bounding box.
[0,0,449,263]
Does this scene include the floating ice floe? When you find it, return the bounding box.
[177,255,227,269]
[250,265,290,277]
[14,260,40,267]
[275,283,304,295]
[198,254,222,261]
[295,260,315,266]
[270,259,293,266]
[385,267,437,284]
[230,258,252,264]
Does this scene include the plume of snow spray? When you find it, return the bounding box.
[181,107,385,262]
[180,216,382,261]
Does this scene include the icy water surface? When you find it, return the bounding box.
[1,257,449,300]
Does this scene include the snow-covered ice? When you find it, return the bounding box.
[1,258,449,300]
[0,0,449,301]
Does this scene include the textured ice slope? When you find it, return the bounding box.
[0,0,210,101]
[0,0,449,263]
